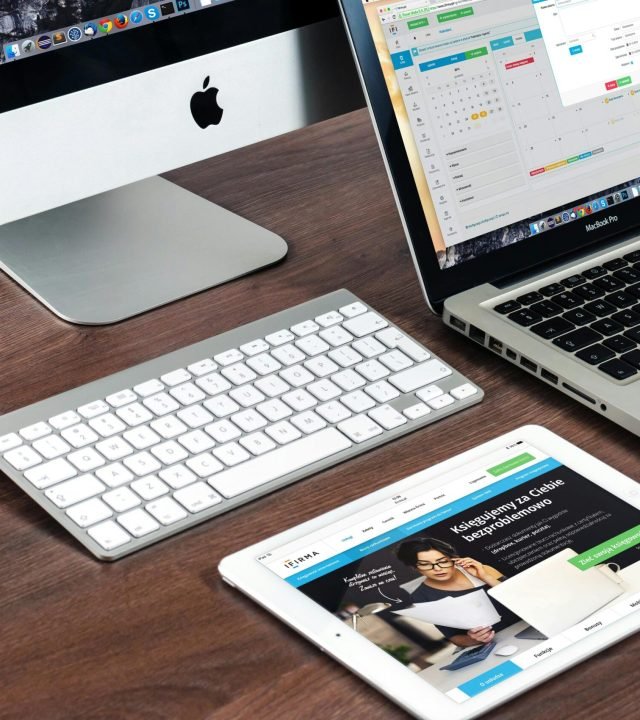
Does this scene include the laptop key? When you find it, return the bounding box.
[623,250,640,263]
[621,350,640,370]
[584,299,617,317]
[516,291,543,305]
[593,275,624,292]
[563,308,595,326]
[582,266,607,280]
[604,258,628,271]
[575,344,615,366]
[625,327,640,343]
[591,318,624,336]
[539,283,564,297]
[599,359,638,380]
[606,291,636,309]
[614,267,640,284]
[553,292,582,309]
[611,309,640,328]
[562,274,586,288]
[627,282,640,299]
[553,327,603,352]
[508,308,543,326]
[531,300,563,318]
[531,318,574,339]
[603,335,636,353]
[573,284,604,301]
[494,300,521,315]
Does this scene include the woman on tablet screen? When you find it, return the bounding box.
[396,537,518,648]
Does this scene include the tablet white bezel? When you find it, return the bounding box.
[218,425,640,720]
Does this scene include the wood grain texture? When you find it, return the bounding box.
[0,109,638,720]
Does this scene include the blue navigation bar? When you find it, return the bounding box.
[286,457,561,587]
[458,661,523,697]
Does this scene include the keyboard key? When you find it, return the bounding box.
[599,359,638,380]
[539,283,564,297]
[204,420,242,443]
[296,335,330,357]
[177,405,214,429]
[340,390,376,414]
[428,394,455,411]
[102,487,141,513]
[611,309,640,328]
[531,300,563,318]
[150,440,189,466]
[352,336,387,358]
[573,284,603,301]
[169,383,206,406]
[342,312,388,338]
[239,432,277,456]
[623,250,640,263]
[378,350,413,372]
[195,372,232,396]
[146,497,188,525]
[143,393,180,417]
[403,403,431,420]
[123,426,161,450]
[48,410,81,430]
[279,365,315,387]
[177,429,215,454]
[130,475,169,500]
[95,462,134,488]
[264,421,302,444]
[246,353,282,376]
[316,401,352,424]
[210,427,352,498]
[256,399,292,423]
[187,359,218,377]
[67,498,112,528]
[338,415,383,443]
[212,442,251,467]
[553,291,583,309]
[553,327,603,352]
[89,414,127,438]
[239,339,270,356]
[365,381,400,403]
[603,258,628,271]
[494,300,521,315]
[590,319,623,337]
[77,401,109,420]
[355,360,389,382]
[0,433,21,453]
[123,452,162,477]
[562,274,586,288]
[161,368,192,387]
[389,360,452,393]
[88,520,131,550]
[621,350,640,370]
[149,415,188,440]
[19,422,51,441]
[265,329,295,346]
[304,356,340,378]
[214,349,244,366]
[160,464,199,489]
[332,369,366,392]
[584,300,617,317]
[450,384,479,400]
[576,344,615,366]
[203,394,240,419]
[221,362,258,386]
[516,291,543,305]
[531,318,574,340]
[507,308,543,326]
[45,474,105,508]
[314,311,344,327]
[603,335,636,353]
[229,385,266,408]
[628,283,640,299]
[375,328,430,361]
[291,320,319,337]
[117,509,160,538]
[4,445,42,471]
[254,374,290,398]
[271,344,306,367]
[563,308,595,326]
[173,482,222,513]
[25,458,77,489]
[594,276,624,292]
[281,390,317,413]
[606,291,636,309]
[116,403,154,427]
[328,346,363,367]
[368,405,406,430]
[290,411,327,434]
[339,301,367,318]
[625,327,640,344]
[615,267,640,284]
[72,449,112,475]
[582,266,607,280]
[133,379,164,398]
[61,423,100,448]
[32,434,71,460]
[106,389,138,408]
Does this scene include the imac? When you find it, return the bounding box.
[0,0,363,324]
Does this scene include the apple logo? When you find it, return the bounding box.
[190,76,224,129]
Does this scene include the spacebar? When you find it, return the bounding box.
[208,428,353,499]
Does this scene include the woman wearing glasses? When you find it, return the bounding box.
[396,537,517,648]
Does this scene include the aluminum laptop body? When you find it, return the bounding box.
[339,0,640,435]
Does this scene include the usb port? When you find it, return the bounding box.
[506,348,517,361]
[449,315,466,332]
[469,325,486,345]
[541,369,558,385]
[520,357,537,373]
[489,337,503,353]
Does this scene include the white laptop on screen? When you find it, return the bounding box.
[339,0,640,435]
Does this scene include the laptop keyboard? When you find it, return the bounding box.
[494,250,640,381]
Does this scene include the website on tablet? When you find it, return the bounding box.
[258,440,640,703]
[359,0,640,267]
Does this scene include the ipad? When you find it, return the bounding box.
[219,426,640,720]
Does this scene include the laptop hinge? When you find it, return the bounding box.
[492,228,639,290]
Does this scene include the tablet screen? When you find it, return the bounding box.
[258,440,640,703]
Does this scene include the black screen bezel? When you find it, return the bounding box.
[0,0,338,114]
[340,0,640,310]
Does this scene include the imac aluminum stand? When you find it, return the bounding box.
[0,176,288,325]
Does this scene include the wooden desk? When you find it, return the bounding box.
[1,109,638,720]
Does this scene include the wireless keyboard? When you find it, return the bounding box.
[0,290,483,560]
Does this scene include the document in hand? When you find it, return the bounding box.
[392,589,501,630]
